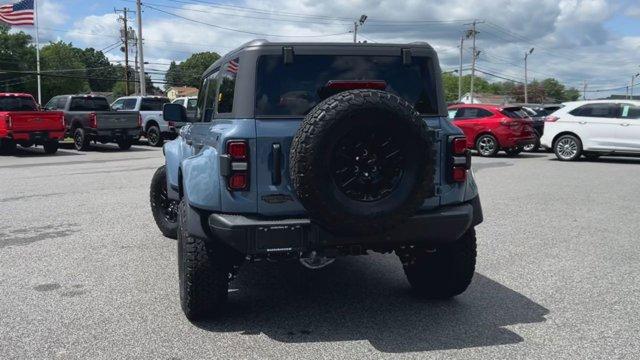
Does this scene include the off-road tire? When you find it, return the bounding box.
[73,127,90,151]
[43,140,59,154]
[290,89,436,236]
[178,200,237,321]
[0,139,17,154]
[117,138,132,150]
[554,134,582,161]
[150,165,178,239]
[401,228,477,299]
[475,134,499,157]
[146,125,164,147]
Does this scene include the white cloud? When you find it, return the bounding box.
[54,0,640,97]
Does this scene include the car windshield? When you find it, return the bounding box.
[0,96,38,111]
[255,54,439,116]
[69,97,111,111]
[140,98,170,111]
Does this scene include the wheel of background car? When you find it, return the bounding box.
[289,89,436,236]
[117,138,132,150]
[523,138,539,152]
[146,125,163,147]
[554,134,582,161]
[73,127,90,151]
[43,140,59,154]
[150,165,178,239]
[475,134,498,157]
[0,139,17,154]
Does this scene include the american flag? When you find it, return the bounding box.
[0,0,34,26]
[227,59,239,74]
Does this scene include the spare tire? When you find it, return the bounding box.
[290,89,436,236]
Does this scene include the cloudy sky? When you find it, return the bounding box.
[10,0,640,97]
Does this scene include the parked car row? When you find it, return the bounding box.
[0,93,198,155]
[447,100,640,161]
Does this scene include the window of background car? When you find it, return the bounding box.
[111,99,124,110]
[217,59,238,114]
[620,104,640,119]
[198,70,219,122]
[569,103,618,118]
[186,98,198,111]
[69,97,110,111]
[56,97,67,109]
[455,107,493,119]
[0,96,38,111]
[140,98,169,111]
[448,109,457,119]
[501,107,528,118]
[255,55,438,116]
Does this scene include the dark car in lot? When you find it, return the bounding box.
[44,95,141,151]
[448,103,537,156]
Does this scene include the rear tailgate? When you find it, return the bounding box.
[255,117,443,216]
[6,111,64,132]
[95,111,139,130]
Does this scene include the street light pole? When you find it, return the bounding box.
[136,0,146,96]
[524,48,534,104]
[631,73,639,100]
[352,14,367,43]
[458,36,464,102]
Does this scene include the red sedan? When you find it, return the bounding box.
[448,104,537,157]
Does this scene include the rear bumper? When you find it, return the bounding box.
[88,128,141,139]
[206,196,483,256]
[5,130,65,142]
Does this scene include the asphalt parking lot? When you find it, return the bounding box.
[1,144,639,359]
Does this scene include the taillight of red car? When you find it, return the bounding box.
[449,136,470,183]
[224,140,249,191]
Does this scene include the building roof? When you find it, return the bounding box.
[168,86,198,97]
[462,92,514,105]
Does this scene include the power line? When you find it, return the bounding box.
[143,3,351,38]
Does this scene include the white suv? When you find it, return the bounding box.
[540,100,640,161]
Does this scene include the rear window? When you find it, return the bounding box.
[501,107,528,119]
[255,55,438,116]
[69,97,110,111]
[140,98,169,111]
[0,96,38,111]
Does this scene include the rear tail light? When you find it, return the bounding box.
[137,113,143,127]
[167,121,175,127]
[5,114,12,128]
[500,119,519,127]
[89,113,97,128]
[225,140,249,191]
[449,136,470,183]
[545,116,559,122]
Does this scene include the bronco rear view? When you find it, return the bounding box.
[150,40,483,320]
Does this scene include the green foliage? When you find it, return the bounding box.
[78,47,121,92]
[40,41,90,102]
[0,24,37,94]
[164,52,220,89]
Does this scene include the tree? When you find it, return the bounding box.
[164,52,220,89]
[78,48,121,92]
[0,24,37,95]
[39,42,89,103]
[441,72,494,102]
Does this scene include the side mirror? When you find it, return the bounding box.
[163,103,187,123]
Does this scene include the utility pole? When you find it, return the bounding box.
[465,20,483,103]
[458,36,464,102]
[632,73,639,100]
[352,14,367,43]
[136,0,146,96]
[524,48,534,104]
[582,81,587,100]
[134,41,140,95]
[115,8,130,96]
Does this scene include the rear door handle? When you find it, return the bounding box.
[621,123,630,127]
[578,121,587,125]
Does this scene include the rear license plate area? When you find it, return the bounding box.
[254,225,304,252]
[29,132,48,142]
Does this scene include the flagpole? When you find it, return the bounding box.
[34,0,41,104]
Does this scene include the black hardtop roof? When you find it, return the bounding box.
[203,39,438,77]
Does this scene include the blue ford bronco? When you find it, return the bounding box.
[150,40,483,320]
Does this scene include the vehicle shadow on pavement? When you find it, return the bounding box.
[549,157,640,165]
[58,143,155,152]
[195,254,548,353]
[8,148,82,157]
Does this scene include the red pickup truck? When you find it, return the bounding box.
[0,93,65,154]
